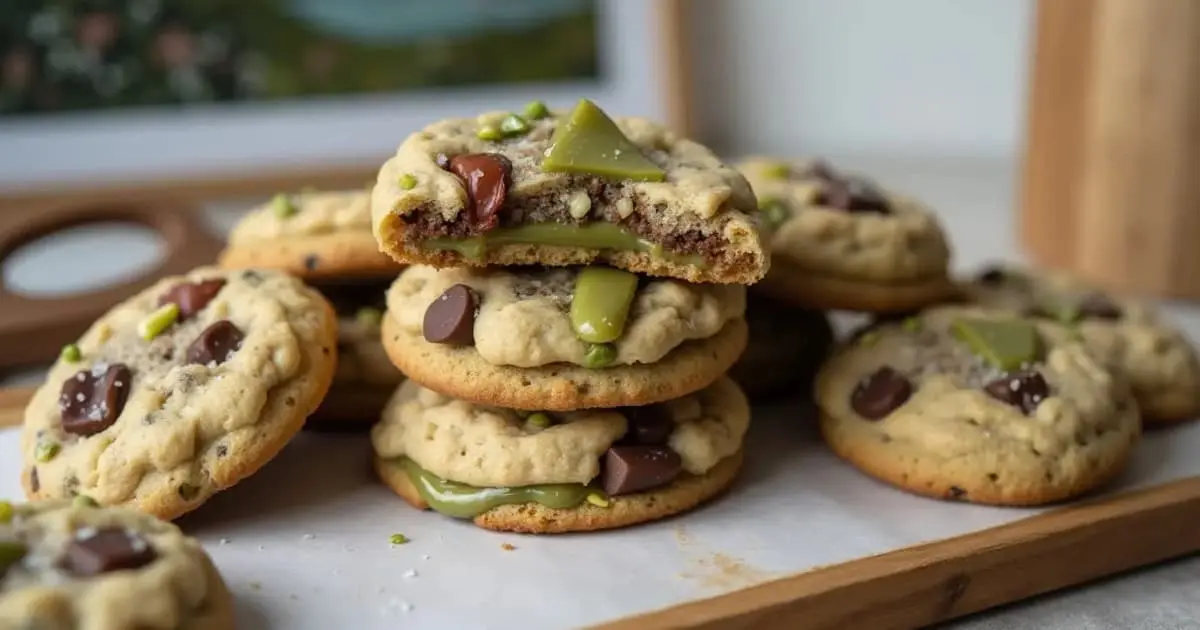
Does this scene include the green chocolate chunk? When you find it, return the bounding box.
[570,267,639,344]
[0,540,26,572]
[34,442,59,463]
[524,412,554,431]
[271,193,297,218]
[60,344,81,363]
[523,100,550,120]
[398,173,417,190]
[499,114,531,137]
[583,342,617,369]
[423,222,707,268]
[541,99,666,182]
[137,303,180,341]
[951,317,1043,371]
[397,458,592,519]
[0,500,12,524]
[758,198,793,231]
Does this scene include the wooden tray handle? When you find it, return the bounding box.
[0,202,224,369]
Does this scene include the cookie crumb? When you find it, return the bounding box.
[422,554,431,561]
[501,543,516,551]
[249,582,262,591]
[257,545,265,551]
[389,533,410,545]
[219,538,230,545]
[303,533,315,540]
[403,569,418,578]
[401,602,414,613]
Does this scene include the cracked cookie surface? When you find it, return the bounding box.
[372,104,766,284]
[0,499,233,630]
[815,305,1139,505]
[961,263,1200,425]
[739,157,953,312]
[220,189,399,279]
[21,267,338,520]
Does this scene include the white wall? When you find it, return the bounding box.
[687,0,1034,160]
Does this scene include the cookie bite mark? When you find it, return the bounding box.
[370,378,749,532]
[373,99,766,284]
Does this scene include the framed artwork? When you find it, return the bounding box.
[0,0,691,206]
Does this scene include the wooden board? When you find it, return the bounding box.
[1,387,1198,629]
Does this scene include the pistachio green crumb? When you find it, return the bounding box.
[34,442,60,463]
[271,193,297,218]
[389,533,411,545]
[523,100,550,120]
[0,500,13,524]
[137,303,180,341]
[476,125,504,141]
[60,344,81,363]
[73,495,99,508]
[398,173,417,190]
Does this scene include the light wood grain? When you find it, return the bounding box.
[1019,0,1200,299]
[597,476,1200,629]
[1,385,1198,630]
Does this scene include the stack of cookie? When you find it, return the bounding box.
[218,189,406,427]
[365,99,767,533]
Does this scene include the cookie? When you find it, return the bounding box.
[728,294,835,400]
[0,498,234,629]
[306,279,404,426]
[219,189,399,279]
[739,157,954,312]
[370,377,749,533]
[371,98,767,285]
[814,305,1140,506]
[381,264,748,410]
[961,263,1200,425]
[21,267,338,520]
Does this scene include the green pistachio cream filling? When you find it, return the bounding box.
[397,457,603,519]
[422,222,707,268]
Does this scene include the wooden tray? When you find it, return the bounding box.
[2,387,1198,630]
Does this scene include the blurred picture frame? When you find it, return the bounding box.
[0,0,691,210]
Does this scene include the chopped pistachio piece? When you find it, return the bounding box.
[499,114,531,136]
[271,193,297,218]
[398,173,417,190]
[0,500,12,524]
[73,495,99,508]
[542,99,666,182]
[60,343,82,363]
[583,342,618,369]
[763,162,793,179]
[523,100,550,120]
[951,317,1043,371]
[34,441,59,463]
[585,493,610,508]
[477,125,504,141]
[137,303,180,341]
[356,307,383,329]
[524,412,554,430]
[389,533,411,545]
[758,198,792,231]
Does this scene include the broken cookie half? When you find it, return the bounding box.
[370,99,768,285]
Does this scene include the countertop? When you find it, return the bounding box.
[3,156,1199,629]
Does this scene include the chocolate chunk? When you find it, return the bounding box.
[447,153,512,231]
[983,371,1050,414]
[804,160,838,181]
[850,366,913,420]
[815,180,890,214]
[621,405,675,446]
[61,528,157,576]
[976,266,1008,286]
[304,254,320,271]
[422,284,478,345]
[602,445,682,496]
[29,467,38,493]
[159,279,226,320]
[59,364,133,436]
[1077,292,1122,320]
[185,320,245,366]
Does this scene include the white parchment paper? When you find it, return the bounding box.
[3,399,1200,629]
